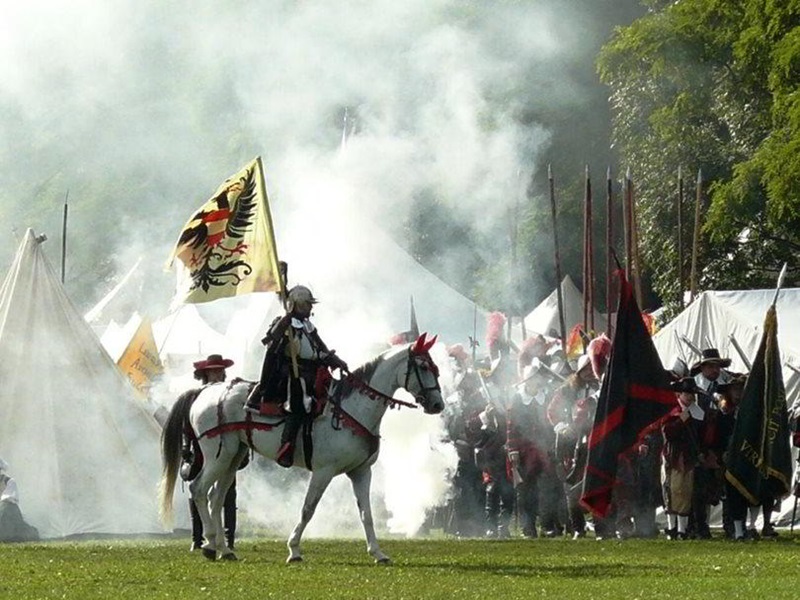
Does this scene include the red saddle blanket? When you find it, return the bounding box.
[258,367,332,418]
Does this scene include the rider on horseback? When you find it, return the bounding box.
[245,285,349,468]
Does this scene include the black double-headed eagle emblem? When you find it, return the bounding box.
[174,165,259,293]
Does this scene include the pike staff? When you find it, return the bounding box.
[677,167,684,309]
[606,167,613,335]
[690,169,702,302]
[548,164,567,351]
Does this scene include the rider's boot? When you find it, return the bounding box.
[189,499,203,551]
[244,383,262,414]
[276,412,303,468]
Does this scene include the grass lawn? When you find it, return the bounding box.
[1,534,800,599]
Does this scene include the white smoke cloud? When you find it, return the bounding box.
[1,0,599,540]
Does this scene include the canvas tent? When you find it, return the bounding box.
[652,288,800,408]
[0,230,165,538]
[524,275,608,339]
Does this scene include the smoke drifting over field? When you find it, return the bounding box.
[0,1,623,538]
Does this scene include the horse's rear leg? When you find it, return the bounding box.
[287,468,335,563]
[347,465,390,564]
[189,475,218,560]
[209,445,248,560]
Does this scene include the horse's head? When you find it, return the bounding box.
[404,333,444,414]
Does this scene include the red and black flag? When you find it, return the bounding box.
[725,305,792,504]
[580,272,674,518]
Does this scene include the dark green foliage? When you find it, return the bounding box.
[599,0,800,313]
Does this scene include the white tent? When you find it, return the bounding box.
[652,288,800,407]
[523,275,608,338]
[0,230,165,538]
[652,288,800,527]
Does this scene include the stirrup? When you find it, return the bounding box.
[244,401,261,414]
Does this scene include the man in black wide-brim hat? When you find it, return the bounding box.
[690,348,733,408]
[689,348,734,540]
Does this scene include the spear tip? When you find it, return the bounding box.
[772,263,788,306]
[548,163,552,179]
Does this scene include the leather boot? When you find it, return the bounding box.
[189,499,203,551]
[276,413,303,468]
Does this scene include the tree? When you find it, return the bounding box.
[598,0,800,311]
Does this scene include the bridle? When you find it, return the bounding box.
[404,349,441,410]
[331,343,442,433]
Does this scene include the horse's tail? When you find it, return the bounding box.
[158,389,200,526]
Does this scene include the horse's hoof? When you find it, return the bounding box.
[221,553,238,561]
[375,557,392,565]
[286,555,303,564]
[202,548,217,561]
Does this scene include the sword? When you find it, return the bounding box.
[728,334,752,371]
[679,335,703,358]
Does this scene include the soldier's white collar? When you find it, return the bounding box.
[291,318,316,333]
[694,370,731,392]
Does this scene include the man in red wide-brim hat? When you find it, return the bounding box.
[192,353,234,384]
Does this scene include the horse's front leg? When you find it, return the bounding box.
[287,468,335,563]
[347,465,390,564]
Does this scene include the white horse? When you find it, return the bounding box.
[159,333,444,563]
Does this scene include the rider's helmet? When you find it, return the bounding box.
[285,285,317,317]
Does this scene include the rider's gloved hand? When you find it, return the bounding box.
[327,353,349,373]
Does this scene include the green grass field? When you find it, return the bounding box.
[1,534,800,600]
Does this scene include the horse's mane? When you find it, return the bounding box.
[337,354,387,398]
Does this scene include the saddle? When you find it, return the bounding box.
[251,368,333,420]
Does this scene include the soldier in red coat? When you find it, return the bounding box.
[661,377,703,540]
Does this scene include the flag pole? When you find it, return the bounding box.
[772,263,788,307]
[623,168,633,283]
[61,190,69,285]
[255,156,286,301]
[549,164,567,351]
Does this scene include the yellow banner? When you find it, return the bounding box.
[167,157,283,304]
[117,317,164,398]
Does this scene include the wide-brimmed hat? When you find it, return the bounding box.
[670,377,700,394]
[689,348,731,376]
[193,354,234,371]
